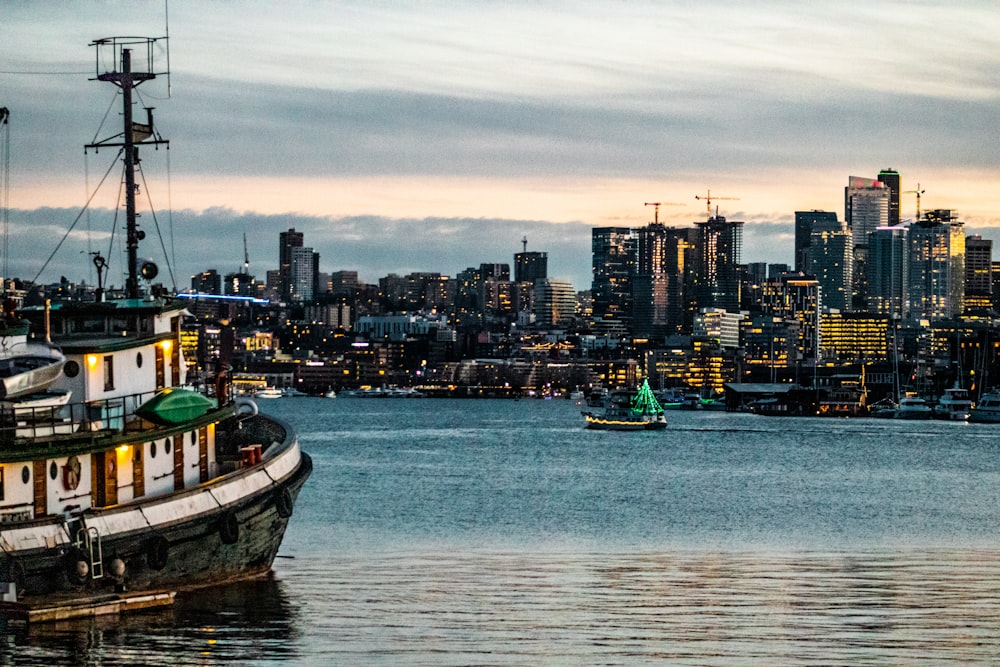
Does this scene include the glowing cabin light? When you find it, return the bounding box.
[116,444,130,455]
[87,355,99,368]
[161,340,172,352]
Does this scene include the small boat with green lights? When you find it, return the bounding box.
[582,380,667,431]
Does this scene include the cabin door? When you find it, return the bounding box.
[32,460,46,517]
[132,445,145,498]
[91,450,118,507]
[198,427,209,483]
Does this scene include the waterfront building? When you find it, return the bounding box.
[741,314,799,374]
[760,276,821,361]
[908,210,965,321]
[819,311,890,362]
[693,307,742,349]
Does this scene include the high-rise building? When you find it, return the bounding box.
[794,210,839,273]
[808,222,853,312]
[192,269,221,294]
[694,216,743,312]
[908,210,965,320]
[878,168,901,227]
[514,251,547,283]
[591,227,636,322]
[845,176,890,248]
[632,223,670,339]
[867,226,909,320]
[279,228,304,301]
[965,235,992,312]
[289,245,316,302]
[534,278,576,326]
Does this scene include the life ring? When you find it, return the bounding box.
[274,487,293,519]
[219,511,240,545]
[146,536,170,571]
[62,455,82,491]
[235,397,258,417]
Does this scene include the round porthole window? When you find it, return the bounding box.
[49,461,58,480]
[150,441,157,459]
[165,439,172,454]
[136,352,143,368]
[21,466,29,484]
[64,360,80,378]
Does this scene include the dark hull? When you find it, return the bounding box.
[0,438,312,610]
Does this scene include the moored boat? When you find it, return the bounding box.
[933,384,972,421]
[582,379,667,430]
[0,36,311,621]
[969,389,1000,424]
[893,393,933,420]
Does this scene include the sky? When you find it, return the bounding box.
[2,1,1000,291]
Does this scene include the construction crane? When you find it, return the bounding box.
[694,190,739,219]
[903,184,925,222]
[644,201,683,225]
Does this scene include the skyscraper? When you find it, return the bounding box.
[279,228,304,302]
[965,235,993,312]
[867,226,909,320]
[794,210,839,273]
[694,216,743,312]
[878,168,901,227]
[908,210,965,320]
[514,251,547,283]
[591,227,636,322]
[845,176,890,248]
[808,221,853,311]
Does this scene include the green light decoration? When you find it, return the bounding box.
[630,379,664,416]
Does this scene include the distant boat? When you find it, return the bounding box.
[281,387,307,398]
[324,389,337,399]
[933,383,971,421]
[894,394,933,420]
[582,379,667,431]
[254,387,283,399]
[969,389,1000,423]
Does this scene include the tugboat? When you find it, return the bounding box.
[582,379,667,431]
[0,37,311,623]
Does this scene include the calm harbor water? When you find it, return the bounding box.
[5,398,1000,665]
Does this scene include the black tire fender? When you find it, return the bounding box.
[219,511,240,545]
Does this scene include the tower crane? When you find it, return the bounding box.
[242,232,250,275]
[694,190,739,219]
[903,184,925,222]
[644,201,683,225]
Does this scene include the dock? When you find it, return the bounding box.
[0,590,175,624]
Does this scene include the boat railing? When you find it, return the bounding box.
[0,386,220,446]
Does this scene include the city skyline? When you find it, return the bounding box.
[2,2,999,290]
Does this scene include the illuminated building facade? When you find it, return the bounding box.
[591,227,636,323]
[694,216,743,312]
[819,311,890,362]
[908,210,965,320]
[867,226,909,320]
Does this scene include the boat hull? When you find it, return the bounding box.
[0,416,311,608]
[583,413,667,431]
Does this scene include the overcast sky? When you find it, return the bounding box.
[3,1,999,291]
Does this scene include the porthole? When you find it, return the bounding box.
[64,360,80,378]
[136,352,143,368]
[134,447,141,463]
[49,461,58,480]
[21,466,29,484]
[150,441,157,459]
[165,439,172,454]
[190,432,197,447]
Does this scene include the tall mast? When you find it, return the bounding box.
[86,37,168,299]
